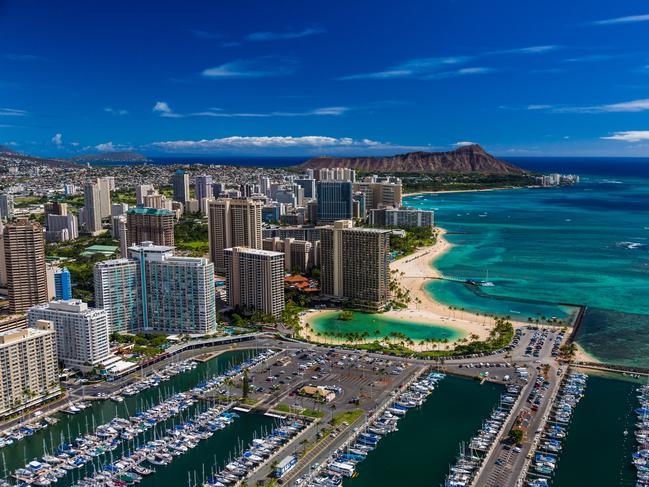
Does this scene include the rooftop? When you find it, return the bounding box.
[127,207,174,216]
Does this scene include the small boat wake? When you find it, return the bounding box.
[617,241,646,250]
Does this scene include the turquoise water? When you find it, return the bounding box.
[404,176,649,366]
[309,310,464,342]
[346,375,503,486]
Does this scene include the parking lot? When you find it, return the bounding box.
[235,348,420,417]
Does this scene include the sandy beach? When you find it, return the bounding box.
[300,228,530,351]
[573,343,602,364]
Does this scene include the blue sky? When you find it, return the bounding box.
[2,0,649,157]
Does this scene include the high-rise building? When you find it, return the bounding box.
[110,203,129,239]
[224,247,285,317]
[54,267,72,300]
[94,259,140,333]
[195,174,213,203]
[83,182,103,235]
[135,184,155,206]
[64,184,76,196]
[129,243,216,334]
[116,215,128,257]
[0,320,59,419]
[0,194,14,220]
[263,237,314,273]
[126,207,175,247]
[353,179,402,210]
[212,182,225,199]
[96,177,113,219]
[259,176,271,196]
[44,201,68,216]
[172,170,190,203]
[320,220,390,310]
[316,181,353,223]
[3,219,48,313]
[94,243,216,334]
[207,198,263,273]
[45,213,79,242]
[369,207,434,229]
[295,178,316,199]
[28,300,111,370]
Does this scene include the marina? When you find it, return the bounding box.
[306,371,446,486]
[444,384,522,486]
[0,349,276,486]
[522,372,587,486]
[546,372,639,485]
[303,375,503,486]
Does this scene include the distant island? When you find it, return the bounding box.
[71,152,152,164]
[300,144,526,175]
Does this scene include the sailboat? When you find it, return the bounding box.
[480,269,495,287]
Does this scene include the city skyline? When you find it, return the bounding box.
[1,1,649,157]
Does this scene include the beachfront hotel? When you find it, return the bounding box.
[0,320,59,419]
[207,198,263,274]
[224,246,285,317]
[369,207,434,229]
[95,242,217,334]
[28,299,111,371]
[320,220,391,310]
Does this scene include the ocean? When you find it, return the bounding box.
[404,157,649,367]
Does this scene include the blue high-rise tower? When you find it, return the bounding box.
[316,181,353,223]
[54,267,72,300]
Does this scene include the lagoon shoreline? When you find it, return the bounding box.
[300,227,529,351]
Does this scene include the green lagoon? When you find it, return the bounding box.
[309,310,465,342]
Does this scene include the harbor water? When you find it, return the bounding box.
[345,375,503,486]
[550,371,639,486]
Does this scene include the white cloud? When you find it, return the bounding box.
[94,141,133,152]
[246,28,325,42]
[590,14,649,25]
[0,108,28,117]
[51,133,63,146]
[555,98,649,113]
[147,135,428,153]
[487,45,559,55]
[339,57,469,80]
[527,104,554,110]
[152,101,350,118]
[153,101,181,118]
[340,45,558,80]
[201,57,296,78]
[454,141,476,147]
[104,107,128,116]
[601,131,649,142]
[423,67,495,79]
[506,98,649,114]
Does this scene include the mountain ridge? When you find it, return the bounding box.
[299,144,525,174]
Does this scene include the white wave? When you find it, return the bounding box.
[616,241,647,250]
